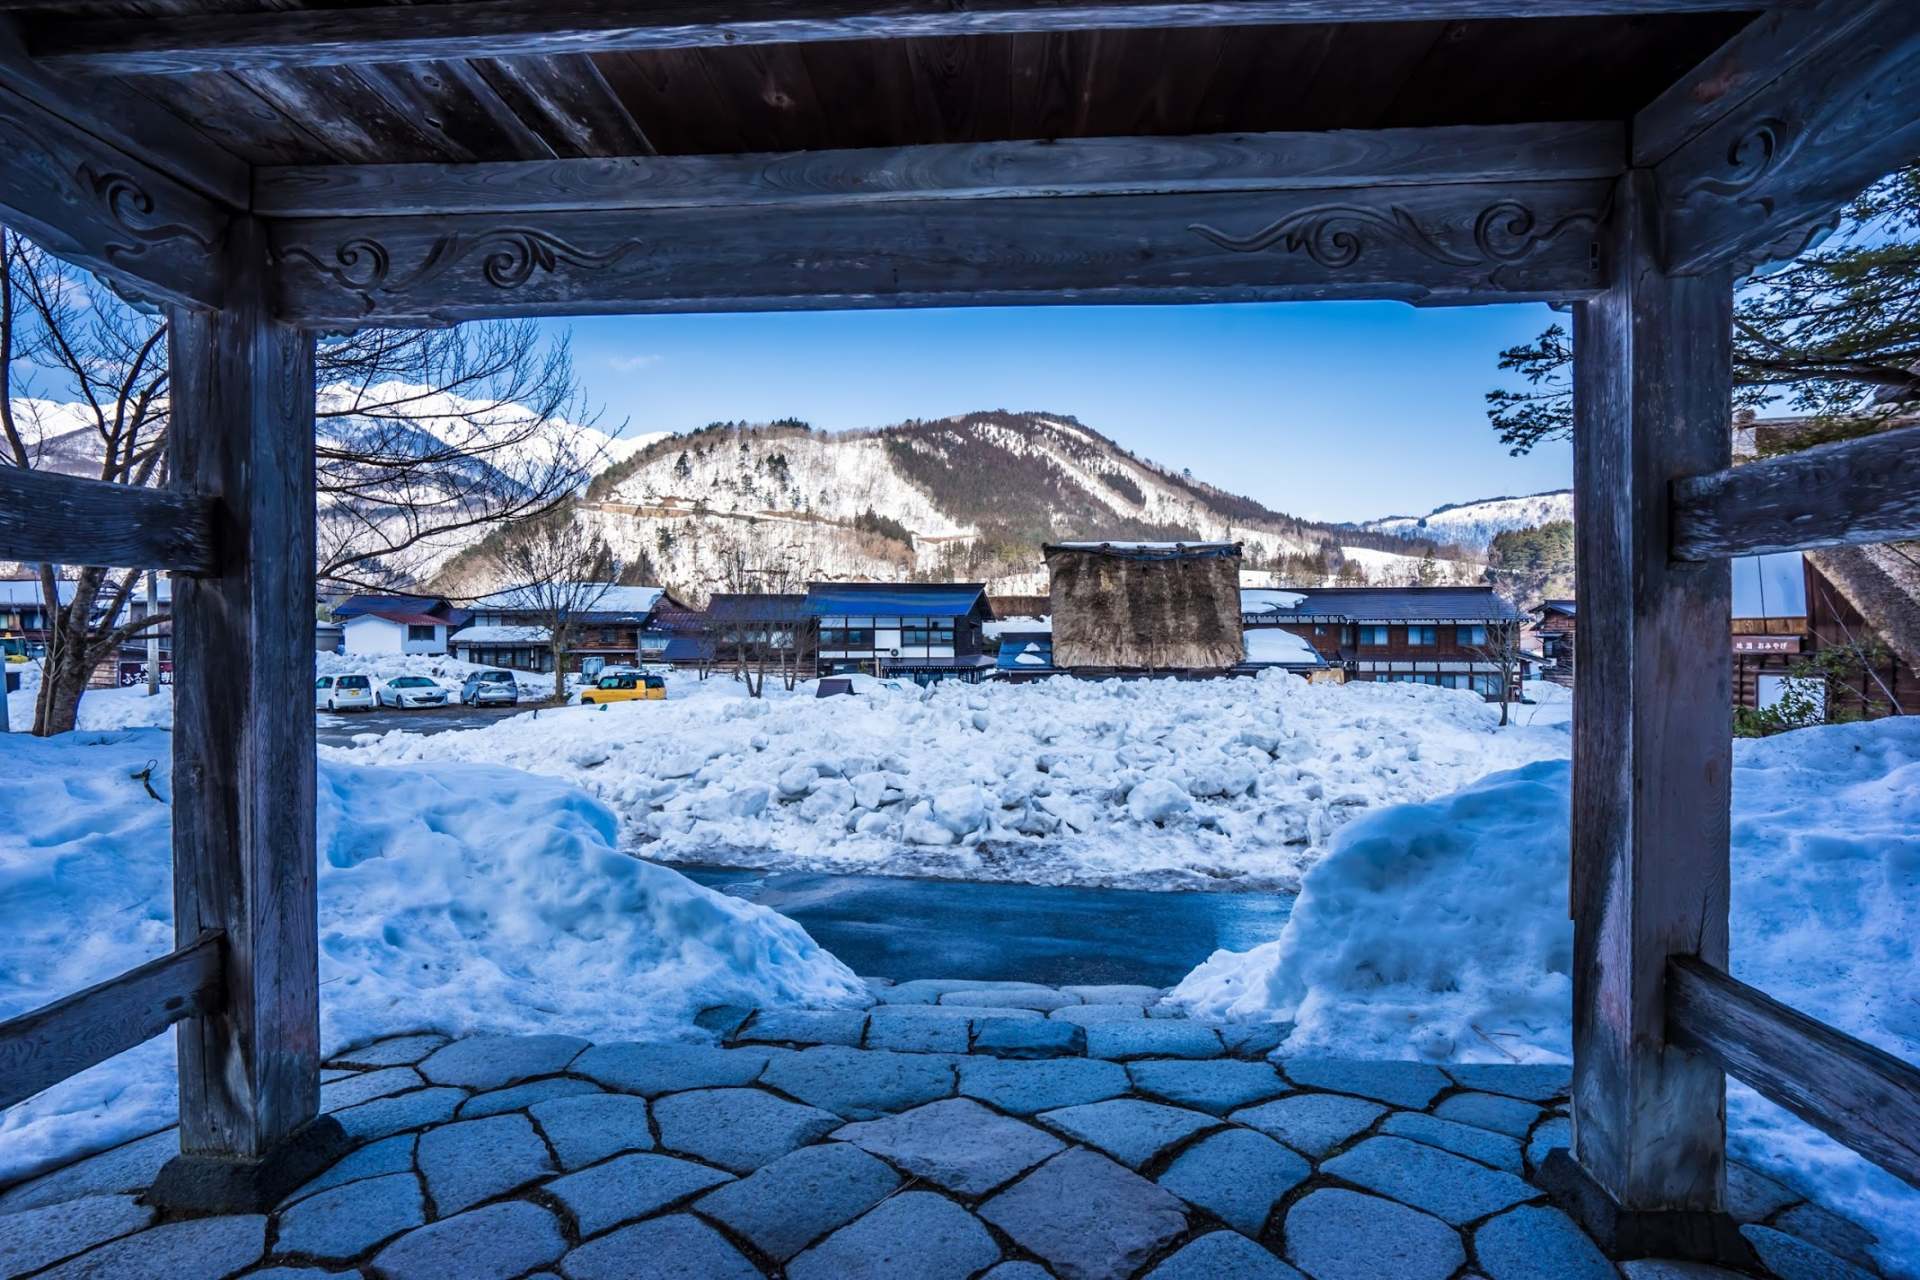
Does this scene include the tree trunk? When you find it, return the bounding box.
[549,634,569,704]
[33,647,92,735]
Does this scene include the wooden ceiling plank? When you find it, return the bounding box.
[252,121,1626,216]
[31,0,1796,77]
[475,54,656,156]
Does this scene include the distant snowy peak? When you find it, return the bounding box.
[1360,490,1573,552]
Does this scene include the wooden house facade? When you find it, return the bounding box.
[1,0,1917,1256]
[1243,585,1525,700]
[808,581,995,682]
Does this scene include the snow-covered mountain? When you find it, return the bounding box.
[1358,489,1573,553]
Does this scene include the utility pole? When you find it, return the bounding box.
[146,571,162,696]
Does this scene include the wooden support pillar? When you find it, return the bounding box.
[1542,169,1746,1261]
[150,214,345,1213]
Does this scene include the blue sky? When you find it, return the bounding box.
[545,301,1572,525]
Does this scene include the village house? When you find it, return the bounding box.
[1242,585,1524,701]
[452,584,682,673]
[1,575,175,684]
[334,594,466,657]
[1531,599,1577,686]
[809,581,995,683]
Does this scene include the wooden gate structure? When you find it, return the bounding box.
[2,0,1919,1245]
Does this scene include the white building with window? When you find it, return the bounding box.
[341,609,452,656]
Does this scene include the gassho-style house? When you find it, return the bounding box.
[0,2,1916,1275]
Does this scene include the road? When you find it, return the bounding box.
[316,702,534,745]
[676,865,1295,987]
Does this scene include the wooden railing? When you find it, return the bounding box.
[0,467,218,574]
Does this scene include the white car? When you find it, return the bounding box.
[319,673,375,712]
[377,675,450,709]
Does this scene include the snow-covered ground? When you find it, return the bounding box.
[331,669,1573,891]
[0,728,862,1188]
[1171,716,1920,1275]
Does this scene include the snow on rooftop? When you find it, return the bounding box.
[470,583,666,616]
[984,615,1051,639]
[1241,589,1307,614]
[452,624,551,645]
[1242,627,1324,666]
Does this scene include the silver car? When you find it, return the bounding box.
[461,669,519,706]
[377,675,449,709]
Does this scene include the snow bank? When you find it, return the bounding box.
[4,664,172,733]
[336,668,1572,890]
[0,728,862,1188]
[1171,717,1920,1273]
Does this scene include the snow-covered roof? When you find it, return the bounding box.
[983,615,1051,639]
[348,609,447,628]
[1732,552,1807,619]
[1240,589,1307,614]
[1241,586,1522,623]
[452,624,551,645]
[1045,541,1240,561]
[808,581,988,618]
[470,583,666,616]
[996,637,1055,670]
[1241,628,1326,667]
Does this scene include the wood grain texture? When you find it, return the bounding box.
[1569,169,1733,1213]
[0,73,226,308]
[30,0,1789,76]
[269,177,1613,325]
[0,467,216,573]
[1668,956,1920,1190]
[1671,424,1920,560]
[252,122,1626,216]
[0,934,224,1111]
[1654,0,1920,276]
[168,214,321,1161]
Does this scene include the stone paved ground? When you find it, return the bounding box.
[0,979,1888,1280]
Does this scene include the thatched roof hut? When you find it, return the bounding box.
[1043,541,1243,672]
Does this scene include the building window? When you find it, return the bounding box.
[407,624,437,642]
[1458,624,1488,646]
[901,620,954,648]
[821,627,874,650]
[1475,674,1504,696]
[1358,625,1390,647]
[1406,625,1437,646]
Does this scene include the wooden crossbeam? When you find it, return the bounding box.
[254,123,1626,217]
[1647,0,1920,276]
[1669,424,1920,560]
[0,934,224,1111]
[31,0,1786,76]
[0,467,218,574]
[1668,956,1920,1190]
[270,177,1615,325]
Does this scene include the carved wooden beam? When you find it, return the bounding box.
[271,178,1614,325]
[0,74,227,308]
[1647,0,1920,276]
[255,123,1625,217]
[32,0,1787,76]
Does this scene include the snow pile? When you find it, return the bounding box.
[336,668,1570,890]
[0,728,862,1187]
[1171,717,1920,1272]
[4,664,172,733]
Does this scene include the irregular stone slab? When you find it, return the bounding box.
[1620,1263,1754,1280]
[330,1034,450,1070]
[1146,1232,1305,1279]
[418,1035,587,1090]
[867,1009,971,1053]
[334,1088,465,1143]
[759,1045,954,1119]
[0,1130,178,1214]
[1063,984,1164,1004]
[832,1098,1063,1196]
[939,988,1081,1011]
[457,1076,601,1120]
[1039,1099,1219,1170]
[1157,1129,1309,1235]
[34,1214,265,1280]
[1322,1136,1537,1225]
[652,1088,841,1172]
[371,1201,564,1280]
[1442,1063,1571,1103]
[1085,1021,1223,1061]
[1726,1162,1801,1223]
[737,1009,868,1047]
[1524,1115,1570,1177]
[570,1043,770,1097]
[974,1018,1085,1059]
[1381,1111,1526,1173]
[285,1133,417,1206]
[1474,1205,1614,1280]
[788,1191,1000,1280]
[1277,1059,1449,1108]
[881,979,1054,1005]
[1050,1004,1146,1026]
[1285,1189,1462,1280]
[693,1005,753,1039]
[873,1003,1045,1023]
[529,1093,655,1170]
[545,1153,731,1237]
[0,1194,152,1278]
[1230,1093,1385,1158]
[321,1066,426,1113]
[1127,1059,1287,1115]
[1218,1024,1289,1059]
[562,1214,760,1280]
[250,1268,344,1280]
[416,1113,554,1215]
[1773,1202,1879,1270]
[983,1266,1054,1280]
[695,1142,900,1261]
[957,1058,1131,1115]
[981,1148,1187,1280]
[1433,1091,1542,1139]
[273,1172,423,1260]
[1739,1225,1876,1280]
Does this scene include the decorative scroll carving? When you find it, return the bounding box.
[81,164,219,259]
[1675,117,1796,202]
[278,227,649,314]
[1188,198,1602,282]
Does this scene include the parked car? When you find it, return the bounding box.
[320,673,375,712]
[461,669,519,706]
[377,675,450,709]
[577,672,666,704]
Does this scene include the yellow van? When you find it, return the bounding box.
[578,672,667,704]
